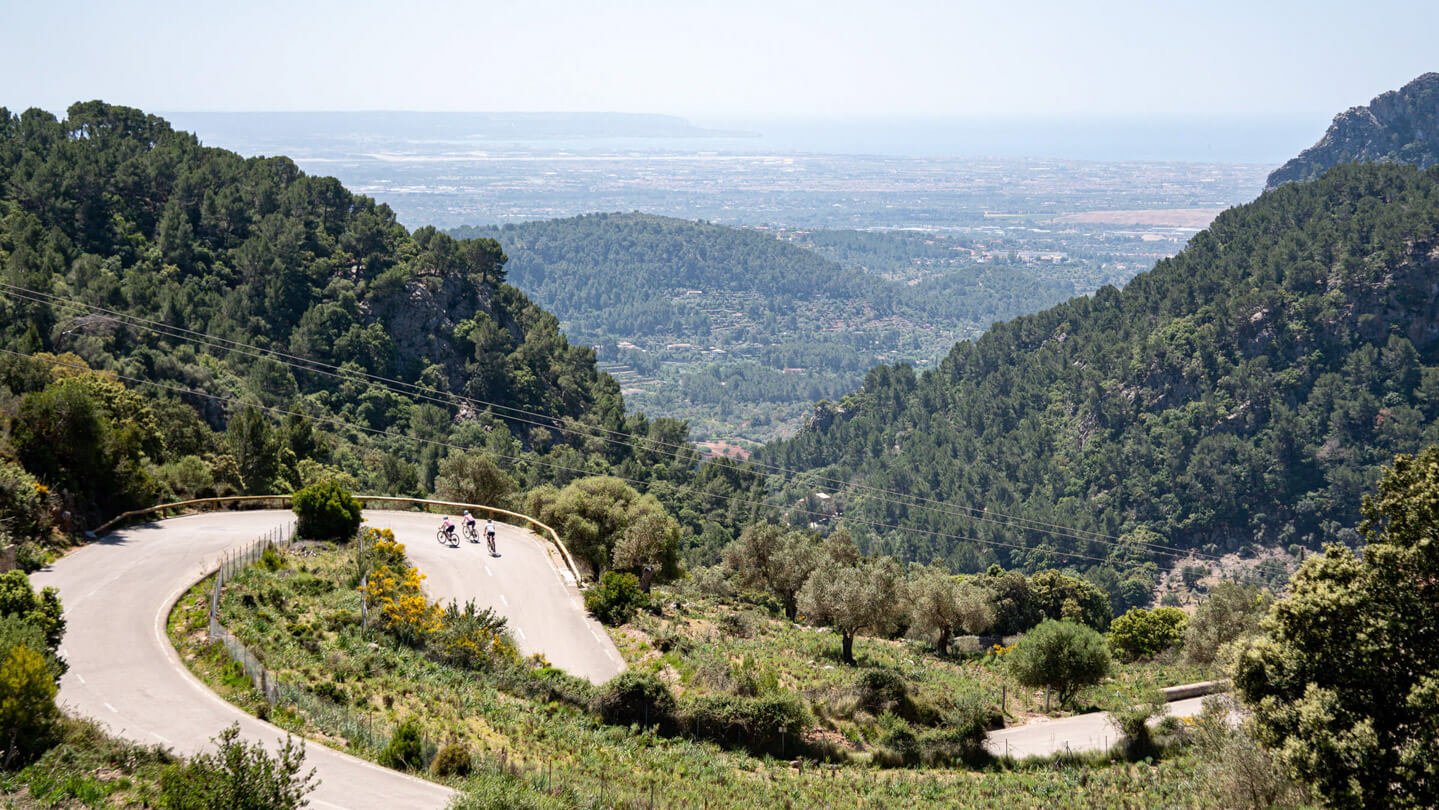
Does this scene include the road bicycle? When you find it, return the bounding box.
[436,527,458,547]
[486,527,497,556]
[462,521,479,543]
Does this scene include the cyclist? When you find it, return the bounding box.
[440,515,458,546]
[484,518,497,555]
[463,509,478,542]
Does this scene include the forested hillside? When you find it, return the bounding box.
[765,163,1439,578]
[453,213,1072,444]
[0,103,760,555]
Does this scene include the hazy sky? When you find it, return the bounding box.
[2,0,1435,118]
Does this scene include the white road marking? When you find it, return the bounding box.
[515,627,527,641]
[104,702,118,713]
[151,731,172,744]
[76,673,86,684]
[499,594,509,606]
[484,565,493,577]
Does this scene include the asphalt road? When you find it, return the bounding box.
[983,695,1212,759]
[31,508,622,809]
[365,510,624,683]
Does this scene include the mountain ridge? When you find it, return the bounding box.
[1266,71,1439,189]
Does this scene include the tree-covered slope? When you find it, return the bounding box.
[1266,72,1439,189]
[0,102,710,525]
[450,213,1072,444]
[764,163,1439,573]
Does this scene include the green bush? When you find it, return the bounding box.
[1007,619,1112,709]
[0,617,63,766]
[1107,606,1188,662]
[916,724,991,768]
[583,571,649,626]
[596,671,675,729]
[158,724,314,809]
[429,742,473,778]
[855,668,913,718]
[0,570,66,655]
[872,712,920,767]
[679,693,811,757]
[1109,696,1165,762]
[291,481,361,540]
[259,546,285,572]
[429,600,516,670]
[14,542,47,574]
[1183,582,1270,665]
[378,720,425,771]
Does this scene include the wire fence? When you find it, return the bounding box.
[205,523,435,764]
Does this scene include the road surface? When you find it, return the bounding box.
[32,507,621,809]
[983,695,1213,759]
[366,510,624,683]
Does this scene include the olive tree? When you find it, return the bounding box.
[797,554,904,665]
[723,523,819,619]
[1007,619,1112,710]
[907,564,994,655]
[526,476,679,577]
[433,450,517,510]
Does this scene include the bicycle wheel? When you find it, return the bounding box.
[436,529,448,545]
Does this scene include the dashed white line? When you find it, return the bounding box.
[499,594,509,606]
[515,627,527,641]
[151,731,172,744]
[76,673,86,684]
[484,565,493,577]
[104,702,118,713]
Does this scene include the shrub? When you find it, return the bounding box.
[14,542,47,574]
[0,458,51,542]
[855,668,912,718]
[259,546,285,572]
[158,723,315,809]
[1183,582,1270,665]
[0,624,61,767]
[430,600,516,670]
[597,671,675,729]
[1109,694,1164,761]
[679,693,811,757]
[0,570,66,655]
[872,712,920,767]
[1007,619,1112,709]
[378,719,425,771]
[1107,606,1188,662]
[583,571,649,626]
[291,480,361,540]
[916,724,990,768]
[430,742,473,778]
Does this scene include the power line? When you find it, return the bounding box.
[0,281,1218,562]
[0,346,1139,568]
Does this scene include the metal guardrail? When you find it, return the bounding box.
[1161,679,1230,701]
[354,496,585,587]
[89,493,587,586]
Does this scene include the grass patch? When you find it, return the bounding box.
[165,544,1218,808]
[0,715,176,807]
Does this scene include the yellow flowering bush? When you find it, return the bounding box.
[360,553,442,647]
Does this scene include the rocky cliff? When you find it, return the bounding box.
[1267,72,1439,189]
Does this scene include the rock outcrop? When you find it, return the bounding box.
[1267,72,1439,189]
